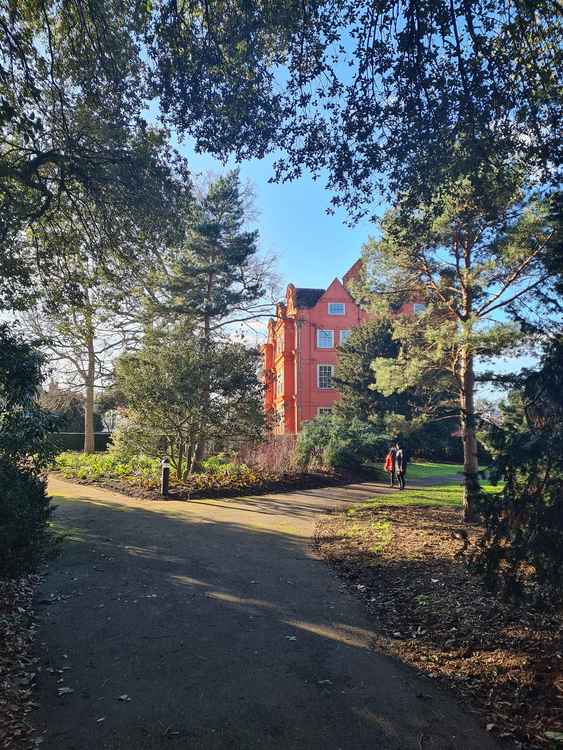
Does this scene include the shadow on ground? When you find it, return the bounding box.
[34,488,499,750]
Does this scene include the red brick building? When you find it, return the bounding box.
[260,261,364,434]
[262,262,422,434]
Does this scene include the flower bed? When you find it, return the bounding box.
[52,451,353,500]
[55,452,160,486]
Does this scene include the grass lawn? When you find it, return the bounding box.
[407,461,464,480]
[347,482,502,515]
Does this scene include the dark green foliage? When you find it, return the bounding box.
[1,2,188,308]
[0,325,56,577]
[295,415,388,473]
[407,420,465,464]
[159,170,262,331]
[49,432,112,453]
[0,460,52,577]
[334,320,404,420]
[114,334,264,480]
[474,338,563,603]
[334,319,462,462]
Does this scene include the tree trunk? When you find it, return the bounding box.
[460,347,480,521]
[83,334,96,453]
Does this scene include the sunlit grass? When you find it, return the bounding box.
[407,462,464,480]
[370,520,393,552]
[346,483,502,515]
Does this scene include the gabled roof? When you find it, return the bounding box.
[294,287,325,308]
[318,277,356,303]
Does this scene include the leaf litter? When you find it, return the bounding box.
[315,505,562,749]
[0,574,40,749]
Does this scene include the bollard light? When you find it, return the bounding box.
[161,456,170,498]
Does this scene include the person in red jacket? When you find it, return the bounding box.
[384,445,397,487]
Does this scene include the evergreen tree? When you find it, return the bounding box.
[334,318,461,459]
[115,335,264,480]
[147,170,270,463]
[334,319,403,421]
[155,170,265,338]
[475,336,563,601]
[363,175,560,521]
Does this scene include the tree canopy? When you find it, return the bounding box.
[115,335,264,480]
[147,0,562,216]
[1,0,189,306]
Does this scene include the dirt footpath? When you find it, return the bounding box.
[33,476,500,750]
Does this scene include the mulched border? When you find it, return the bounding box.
[0,575,40,750]
[314,504,563,749]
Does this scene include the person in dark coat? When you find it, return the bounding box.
[395,442,407,490]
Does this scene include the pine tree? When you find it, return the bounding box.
[364,175,560,521]
[150,170,268,463]
[158,170,264,339]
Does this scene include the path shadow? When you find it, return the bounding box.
[33,493,499,750]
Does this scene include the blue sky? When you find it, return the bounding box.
[176,138,380,291]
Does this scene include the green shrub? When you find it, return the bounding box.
[108,423,165,460]
[0,460,53,577]
[295,415,389,473]
[200,453,234,474]
[54,451,160,486]
[1,325,57,578]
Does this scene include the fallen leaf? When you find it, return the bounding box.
[117,694,131,702]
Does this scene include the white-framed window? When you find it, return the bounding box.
[276,329,284,351]
[413,303,426,315]
[339,329,351,346]
[317,329,334,349]
[275,402,285,430]
[328,302,345,316]
[276,373,284,396]
[317,364,335,389]
[317,407,332,417]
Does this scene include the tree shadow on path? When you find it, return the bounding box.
[34,492,499,750]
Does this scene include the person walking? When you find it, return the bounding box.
[384,444,397,487]
[395,442,407,490]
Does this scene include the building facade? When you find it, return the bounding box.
[261,262,365,434]
[262,262,422,434]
